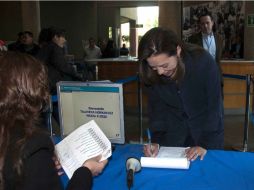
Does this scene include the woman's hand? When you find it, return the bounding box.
[143,143,159,157]
[185,146,207,161]
[83,155,108,176]
[53,156,64,176]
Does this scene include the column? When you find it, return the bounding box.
[21,1,41,40]
[129,20,137,57]
[158,1,182,37]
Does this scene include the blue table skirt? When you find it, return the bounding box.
[60,144,254,190]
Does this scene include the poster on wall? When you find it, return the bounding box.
[183,1,245,59]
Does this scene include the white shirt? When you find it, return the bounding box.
[202,33,216,60]
[84,45,102,59]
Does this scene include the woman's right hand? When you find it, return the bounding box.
[143,143,159,157]
[83,155,108,176]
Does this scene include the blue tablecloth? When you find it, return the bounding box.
[61,144,254,190]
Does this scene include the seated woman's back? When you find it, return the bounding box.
[0,52,107,190]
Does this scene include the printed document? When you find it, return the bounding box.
[140,147,190,169]
[55,120,112,178]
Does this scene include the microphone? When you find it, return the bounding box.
[126,157,141,189]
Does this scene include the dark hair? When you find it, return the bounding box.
[0,52,49,188]
[106,39,115,49]
[89,37,95,42]
[198,11,214,22]
[138,27,185,85]
[50,27,66,38]
[38,28,52,46]
[17,32,24,38]
[38,27,66,46]
[198,11,216,32]
[23,31,33,37]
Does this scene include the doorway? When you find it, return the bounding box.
[120,6,158,57]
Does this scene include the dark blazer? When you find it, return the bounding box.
[188,32,223,65]
[3,132,93,190]
[188,32,224,95]
[36,42,81,94]
[16,43,40,56]
[147,50,224,149]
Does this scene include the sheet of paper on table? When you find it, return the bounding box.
[140,146,190,169]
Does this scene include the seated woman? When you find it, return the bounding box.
[0,51,108,190]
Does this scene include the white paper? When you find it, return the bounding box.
[141,146,190,169]
[55,120,112,178]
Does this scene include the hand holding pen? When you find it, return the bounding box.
[143,129,159,157]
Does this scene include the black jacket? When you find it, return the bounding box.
[188,32,224,91]
[147,50,224,149]
[36,42,81,94]
[3,132,93,190]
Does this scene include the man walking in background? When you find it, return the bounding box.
[188,12,224,97]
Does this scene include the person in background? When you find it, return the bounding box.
[36,27,83,124]
[188,12,224,96]
[0,40,7,51]
[97,38,107,54]
[229,34,243,59]
[119,43,129,56]
[36,27,82,95]
[16,31,40,56]
[7,32,25,51]
[139,27,224,161]
[84,37,102,60]
[0,51,108,190]
[102,39,118,58]
[38,28,52,48]
[83,37,102,80]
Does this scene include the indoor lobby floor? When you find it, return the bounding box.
[52,109,254,152]
[124,110,254,152]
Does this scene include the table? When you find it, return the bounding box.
[61,144,254,190]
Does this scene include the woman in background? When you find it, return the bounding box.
[102,39,118,58]
[36,27,82,95]
[0,52,107,190]
[36,27,83,124]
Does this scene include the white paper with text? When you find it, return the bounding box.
[141,147,190,169]
[55,120,112,178]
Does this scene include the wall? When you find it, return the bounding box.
[21,1,40,39]
[97,6,121,49]
[40,1,97,59]
[0,1,23,41]
[121,7,137,21]
[244,1,254,59]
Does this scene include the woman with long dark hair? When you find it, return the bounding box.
[0,52,107,190]
[37,27,82,95]
[139,27,224,161]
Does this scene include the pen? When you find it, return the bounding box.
[146,128,153,156]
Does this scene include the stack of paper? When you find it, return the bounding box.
[140,147,190,169]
